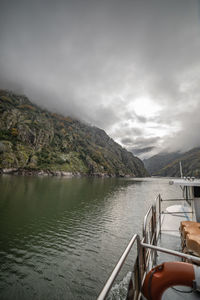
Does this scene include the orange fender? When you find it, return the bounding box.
[142,262,195,300]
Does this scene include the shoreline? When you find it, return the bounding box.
[0,168,132,178]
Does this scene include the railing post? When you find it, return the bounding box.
[150,206,154,264]
[158,194,161,236]
[136,235,142,292]
[152,205,157,265]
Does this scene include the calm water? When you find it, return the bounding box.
[0,176,182,300]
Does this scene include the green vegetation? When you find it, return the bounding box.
[0,89,148,177]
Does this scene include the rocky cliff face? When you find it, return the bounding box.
[0,90,148,177]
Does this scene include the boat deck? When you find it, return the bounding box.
[156,204,200,299]
[158,204,190,262]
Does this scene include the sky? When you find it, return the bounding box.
[1,0,200,159]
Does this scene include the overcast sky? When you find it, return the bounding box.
[1,0,200,158]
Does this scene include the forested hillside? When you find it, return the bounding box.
[0,90,148,177]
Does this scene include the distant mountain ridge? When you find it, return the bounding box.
[143,152,182,175]
[144,148,200,177]
[0,90,148,177]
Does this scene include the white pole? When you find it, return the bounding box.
[179,161,183,178]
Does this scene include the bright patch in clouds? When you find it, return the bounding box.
[133,97,161,118]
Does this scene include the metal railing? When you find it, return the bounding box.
[97,194,197,300]
[143,194,161,243]
[141,242,200,264]
[97,234,140,300]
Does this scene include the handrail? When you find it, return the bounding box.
[161,198,193,202]
[97,234,140,300]
[162,211,193,214]
[141,242,200,264]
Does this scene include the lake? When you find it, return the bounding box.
[0,176,182,300]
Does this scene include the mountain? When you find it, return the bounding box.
[0,90,148,177]
[144,148,200,177]
[143,152,182,175]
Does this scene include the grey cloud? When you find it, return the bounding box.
[132,137,161,148]
[125,137,161,158]
[131,146,155,156]
[1,0,200,158]
[120,136,161,157]
[126,128,143,137]
[124,111,148,124]
[121,137,134,145]
[87,105,121,129]
[136,115,148,123]
[166,109,200,152]
[112,127,144,142]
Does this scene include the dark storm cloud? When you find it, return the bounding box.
[1,0,200,157]
[119,127,144,146]
[131,147,155,156]
[132,137,161,148]
[120,136,161,157]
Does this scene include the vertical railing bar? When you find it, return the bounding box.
[136,236,142,295]
[159,194,161,236]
